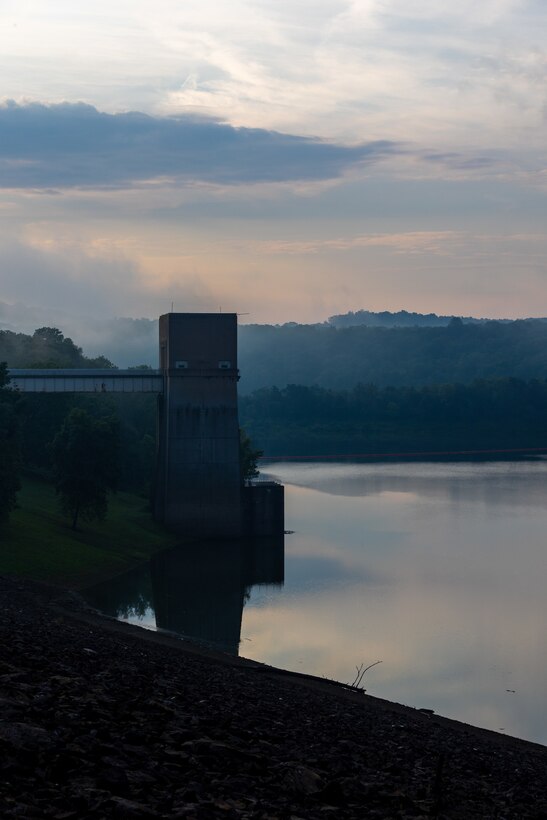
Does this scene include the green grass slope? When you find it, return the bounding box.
[0,478,181,589]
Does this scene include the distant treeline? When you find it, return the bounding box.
[240,378,547,457]
[326,308,497,328]
[238,320,547,393]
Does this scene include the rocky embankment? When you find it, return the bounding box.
[0,575,546,819]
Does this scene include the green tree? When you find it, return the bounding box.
[240,428,262,483]
[50,408,120,530]
[0,363,21,522]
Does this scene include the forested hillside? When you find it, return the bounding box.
[238,320,547,392]
[5,313,547,395]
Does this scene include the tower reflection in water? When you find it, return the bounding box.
[83,537,284,656]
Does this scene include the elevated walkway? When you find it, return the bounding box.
[8,369,163,394]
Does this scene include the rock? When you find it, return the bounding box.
[0,721,53,750]
[279,763,323,795]
[108,796,159,817]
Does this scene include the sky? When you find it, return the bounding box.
[0,0,546,326]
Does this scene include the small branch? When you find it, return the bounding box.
[350,660,382,689]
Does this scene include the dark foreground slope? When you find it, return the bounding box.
[1,577,546,819]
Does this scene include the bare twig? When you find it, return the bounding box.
[350,660,382,689]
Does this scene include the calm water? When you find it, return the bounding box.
[84,459,547,745]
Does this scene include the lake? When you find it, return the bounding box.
[83,459,547,745]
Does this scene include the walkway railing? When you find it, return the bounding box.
[8,368,164,393]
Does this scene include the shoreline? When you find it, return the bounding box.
[68,594,547,751]
[58,582,547,753]
[76,592,547,751]
[1,574,546,817]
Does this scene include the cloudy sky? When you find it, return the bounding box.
[0,0,546,324]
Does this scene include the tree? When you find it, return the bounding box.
[0,363,20,522]
[50,408,120,530]
[240,428,262,483]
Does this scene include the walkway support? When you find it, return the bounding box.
[153,313,242,538]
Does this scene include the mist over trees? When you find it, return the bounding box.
[4,311,547,394]
[3,306,547,383]
[0,326,114,369]
[0,303,158,367]
[237,320,547,393]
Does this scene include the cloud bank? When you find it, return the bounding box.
[0,0,545,327]
[0,102,396,190]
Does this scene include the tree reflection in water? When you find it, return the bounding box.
[84,537,284,655]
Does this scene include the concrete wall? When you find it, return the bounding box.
[154,313,242,537]
[242,482,285,537]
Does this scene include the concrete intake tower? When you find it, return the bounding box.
[153,312,242,538]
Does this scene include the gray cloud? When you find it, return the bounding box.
[0,101,397,189]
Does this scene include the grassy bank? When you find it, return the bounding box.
[0,478,181,589]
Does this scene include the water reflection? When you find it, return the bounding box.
[84,562,153,621]
[152,538,284,653]
[84,537,284,655]
[85,461,547,745]
[265,458,547,508]
[246,461,547,745]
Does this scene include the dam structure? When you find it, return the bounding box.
[153,312,242,537]
[9,312,283,539]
